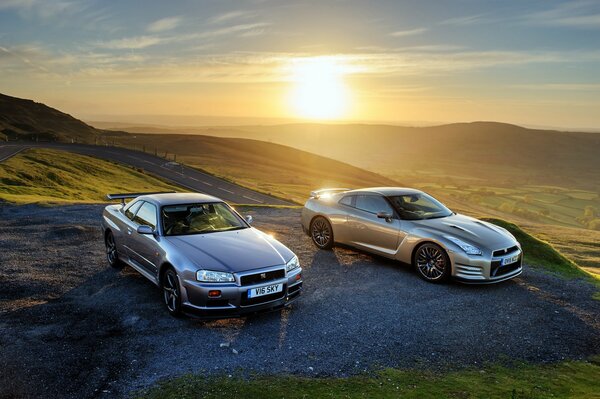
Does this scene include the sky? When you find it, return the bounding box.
[1,0,600,128]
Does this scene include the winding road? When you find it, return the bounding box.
[0,143,292,205]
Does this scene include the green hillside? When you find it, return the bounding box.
[0,148,180,204]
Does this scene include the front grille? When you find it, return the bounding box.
[240,269,285,286]
[241,285,286,306]
[491,258,522,277]
[493,246,519,258]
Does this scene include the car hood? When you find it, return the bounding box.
[410,213,515,248]
[164,228,292,273]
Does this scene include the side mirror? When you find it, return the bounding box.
[245,215,253,225]
[376,211,393,222]
[137,225,155,235]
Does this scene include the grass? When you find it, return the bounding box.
[138,357,600,399]
[0,148,180,204]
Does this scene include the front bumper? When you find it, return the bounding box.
[179,267,303,318]
[450,247,523,284]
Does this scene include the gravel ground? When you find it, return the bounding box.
[0,204,598,399]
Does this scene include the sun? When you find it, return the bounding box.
[288,57,350,120]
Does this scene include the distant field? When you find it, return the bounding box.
[0,148,179,204]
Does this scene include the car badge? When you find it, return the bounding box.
[260,273,266,279]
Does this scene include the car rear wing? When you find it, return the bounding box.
[106,191,176,205]
[310,188,350,199]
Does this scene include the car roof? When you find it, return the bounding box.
[345,187,424,196]
[136,192,223,206]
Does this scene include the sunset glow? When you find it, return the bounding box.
[288,57,350,120]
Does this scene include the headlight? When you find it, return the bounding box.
[196,270,235,283]
[444,236,482,256]
[286,255,300,273]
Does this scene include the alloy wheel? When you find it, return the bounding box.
[106,233,118,266]
[416,244,447,281]
[163,270,180,313]
[311,218,331,248]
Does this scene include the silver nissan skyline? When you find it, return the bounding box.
[301,187,522,283]
[101,192,302,317]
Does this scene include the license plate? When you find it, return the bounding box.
[502,253,520,266]
[247,283,283,298]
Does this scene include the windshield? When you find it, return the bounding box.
[162,202,247,236]
[387,193,452,220]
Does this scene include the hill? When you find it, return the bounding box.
[0,93,118,143]
[106,133,399,204]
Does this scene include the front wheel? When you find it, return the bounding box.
[414,243,451,283]
[310,216,334,249]
[162,268,183,317]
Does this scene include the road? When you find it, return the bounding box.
[0,143,292,205]
[1,204,599,398]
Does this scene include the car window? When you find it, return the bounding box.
[339,195,354,206]
[133,202,157,229]
[387,193,452,220]
[354,195,393,214]
[125,200,143,220]
[162,202,247,236]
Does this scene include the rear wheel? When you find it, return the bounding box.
[310,216,334,249]
[414,243,451,283]
[162,268,183,317]
[105,231,122,268]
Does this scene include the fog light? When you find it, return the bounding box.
[208,290,221,298]
[295,274,301,281]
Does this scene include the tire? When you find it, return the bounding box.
[310,216,334,249]
[161,268,183,317]
[413,243,451,283]
[105,231,122,268]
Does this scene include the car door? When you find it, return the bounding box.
[120,199,144,259]
[127,201,160,274]
[346,194,401,256]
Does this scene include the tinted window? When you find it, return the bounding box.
[355,195,393,214]
[133,202,157,229]
[125,200,143,220]
[387,193,452,220]
[162,202,247,236]
[339,195,354,206]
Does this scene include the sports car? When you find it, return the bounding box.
[301,187,522,283]
[101,192,302,317]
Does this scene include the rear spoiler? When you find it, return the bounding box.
[106,191,176,205]
[310,188,350,199]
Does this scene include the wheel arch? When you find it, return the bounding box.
[158,262,175,284]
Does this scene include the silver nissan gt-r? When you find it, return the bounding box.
[301,187,522,283]
[101,192,302,317]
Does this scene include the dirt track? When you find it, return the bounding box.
[0,204,598,398]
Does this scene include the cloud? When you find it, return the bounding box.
[96,35,166,50]
[208,10,255,24]
[147,16,182,33]
[195,22,271,39]
[0,0,87,20]
[389,28,428,37]
[512,83,600,91]
[525,1,600,28]
[440,14,491,26]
